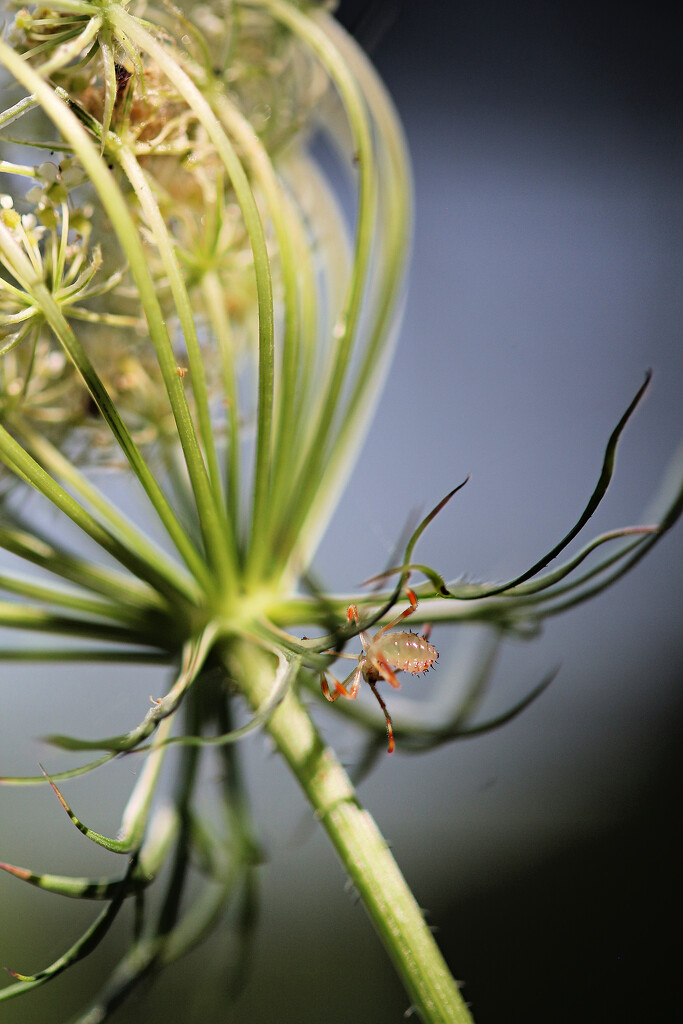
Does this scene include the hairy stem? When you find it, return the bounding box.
[226,639,473,1024]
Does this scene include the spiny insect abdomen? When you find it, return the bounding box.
[372,631,438,674]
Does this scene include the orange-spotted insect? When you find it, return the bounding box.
[321,589,438,753]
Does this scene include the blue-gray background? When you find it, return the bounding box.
[1,1,681,1021]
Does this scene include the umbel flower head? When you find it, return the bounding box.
[0,2,681,1022]
[0,184,148,453]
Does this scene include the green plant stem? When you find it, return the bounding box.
[226,639,473,1024]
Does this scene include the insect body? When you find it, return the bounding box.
[321,589,437,753]
[114,60,133,105]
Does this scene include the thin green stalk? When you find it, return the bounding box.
[0,94,39,130]
[0,648,170,664]
[0,422,191,609]
[200,270,242,537]
[0,599,156,645]
[19,0,94,15]
[16,419,203,606]
[244,0,378,562]
[278,151,351,470]
[118,712,178,851]
[227,639,473,1024]
[0,896,128,998]
[33,712,176,879]
[115,145,232,546]
[281,10,412,572]
[0,523,167,612]
[0,570,147,624]
[318,14,412,453]
[110,8,276,584]
[210,90,302,572]
[33,14,101,79]
[97,26,117,146]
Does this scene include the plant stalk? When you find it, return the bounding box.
[226,639,473,1024]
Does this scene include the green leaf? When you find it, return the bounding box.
[450,372,653,598]
[0,881,128,996]
[43,624,217,753]
[0,754,113,786]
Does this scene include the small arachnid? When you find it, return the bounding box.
[321,588,438,753]
[114,60,133,104]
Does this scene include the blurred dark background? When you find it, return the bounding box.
[331,1,683,1020]
[1,1,681,1022]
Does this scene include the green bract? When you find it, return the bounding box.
[0,2,681,1022]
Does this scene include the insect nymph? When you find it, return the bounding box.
[321,589,438,753]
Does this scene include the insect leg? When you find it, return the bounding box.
[374,654,402,690]
[346,603,374,654]
[368,680,395,753]
[373,587,418,639]
[346,603,361,626]
[321,666,362,703]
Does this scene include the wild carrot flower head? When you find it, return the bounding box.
[0,3,681,1021]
